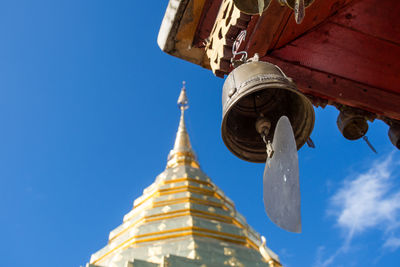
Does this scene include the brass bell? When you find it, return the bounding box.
[336,108,369,140]
[221,60,315,163]
[388,122,400,149]
[279,0,315,23]
[233,0,271,15]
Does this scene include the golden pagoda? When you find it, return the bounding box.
[86,83,282,267]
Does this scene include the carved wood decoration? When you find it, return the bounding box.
[206,0,251,77]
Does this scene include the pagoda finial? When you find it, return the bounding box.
[166,82,199,169]
[177,81,188,110]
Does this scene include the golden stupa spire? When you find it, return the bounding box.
[88,81,282,267]
[166,82,200,169]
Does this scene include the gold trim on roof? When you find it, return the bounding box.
[130,186,230,212]
[163,177,211,185]
[129,177,235,213]
[110,207,251,243]
[152,196,228,210]
[92,226,259,265]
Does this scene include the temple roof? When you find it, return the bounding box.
[87,84,282,267]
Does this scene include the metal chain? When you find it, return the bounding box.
[231,30,248,62]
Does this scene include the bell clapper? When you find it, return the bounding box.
[256,115,274,158]
[266,140,274,159]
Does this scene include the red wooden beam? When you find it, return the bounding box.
[330,0,400,44]
[263,55,400,121]
[271,22,400,94]
[272,0,354,49]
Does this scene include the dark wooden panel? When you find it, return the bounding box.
[272,0,354,49]
[331,0,400,44]
[263,55,400,121]
[244,1,291,58]
[271,22,400,94]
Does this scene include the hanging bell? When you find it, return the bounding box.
[388,122,400,149]
[233,0,271,15]
[336,108,369,140]
[221,60,315,163]
[279,0,315,23]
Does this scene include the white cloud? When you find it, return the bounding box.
[315,153,400,266]
[384,236,400,251]
[330,155,400,237]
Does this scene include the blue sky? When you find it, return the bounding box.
[0,1,399,266]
